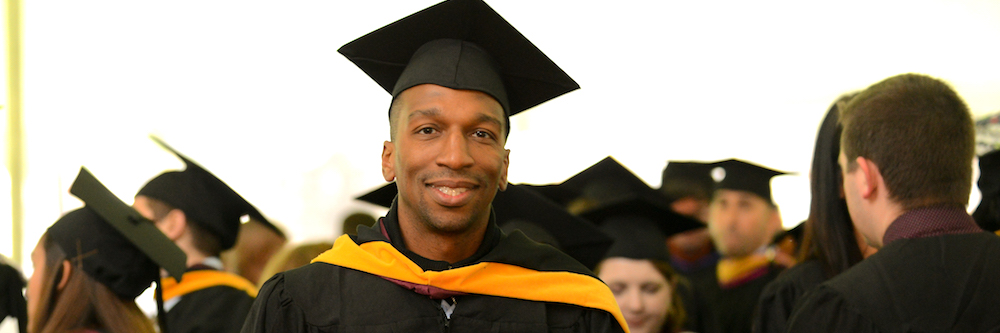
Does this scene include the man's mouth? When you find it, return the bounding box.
[433,185,469,196]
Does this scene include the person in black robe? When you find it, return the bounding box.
[133,137,266,333]
[658,161,720,277]
[786,73,1000,331]
[752,93,877,333]
[240,1,627,332]
[0,257,26,333]
[686,159,788,333]
[26,168,187,333]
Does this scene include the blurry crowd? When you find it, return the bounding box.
[3,0,1000,332]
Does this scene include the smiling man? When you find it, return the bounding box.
[240,1,627,332]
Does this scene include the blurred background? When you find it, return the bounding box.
[2,0,999,273]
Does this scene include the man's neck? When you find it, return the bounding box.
[397,216,488,264]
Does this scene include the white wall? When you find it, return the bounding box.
[6,0,1000,267]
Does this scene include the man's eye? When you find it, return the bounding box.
[418,127,436,135]
[473,130,494,139]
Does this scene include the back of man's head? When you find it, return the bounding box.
[840,73,975,210]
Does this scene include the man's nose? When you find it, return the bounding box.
[436,131,474,170]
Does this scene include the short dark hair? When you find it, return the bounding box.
[840,73,975,210]
[145,197,223,257]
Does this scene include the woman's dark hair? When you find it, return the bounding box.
[797,93,865,278]
[28,233,156,333]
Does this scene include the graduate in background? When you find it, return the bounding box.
[658,161,720,276]
[221,216,287,286]
[27,168,186,333]
[687,159,788,333]
[241,0,626,331]
[0,256,26,333]
[753,93,877,333]
[786,74,1000,331]
[132,137,263,333]
[972,149,1000,235]
[583,190,702,333]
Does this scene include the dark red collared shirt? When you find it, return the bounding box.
[882,206,984,246]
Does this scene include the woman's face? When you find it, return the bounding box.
[599,258,672,333]
[26,239,46,328]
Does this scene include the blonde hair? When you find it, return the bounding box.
[257,241,335,286]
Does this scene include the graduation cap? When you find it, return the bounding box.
[46,168,186,300]
[136,136,260,251]
[525,156,652,209]
[355,182,614,269]
[712,159,788,205]
[973,150,1000,231]
[659,160,717,200]
[338,0,579,121]
[578,189,704,246]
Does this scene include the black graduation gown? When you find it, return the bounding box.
[752,260,827,333]
[1,262,27,333]
[165,274,256,333]
[688,261,783,333]
[240,203,625,333]
[786,233,1000,332]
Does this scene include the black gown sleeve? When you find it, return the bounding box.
[240,273,309,333]
[784,285,879,333]
[753,276,796,333]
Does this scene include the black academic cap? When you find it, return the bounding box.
[528,156,652,208]
[136,136,258,251]
[47,168,186,300]
[712,159,788,205]
[355,183,614,269]
[579,190,703,245]
[338,0,579,117]
[659,160,717,200]
[599,218,671,263]
[974,150,1000,231]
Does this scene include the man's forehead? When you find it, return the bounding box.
[397,85,505,120]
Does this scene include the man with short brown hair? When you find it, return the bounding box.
[786,73,1000,332]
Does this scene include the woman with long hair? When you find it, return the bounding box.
[752,93,876,333]
[27,169,185,333]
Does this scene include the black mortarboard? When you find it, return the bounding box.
[599,218,671,263]
[355,183,613,269]
[47,168,186,300]
[712,159,788,205]
[974,150,1000,231]
[579,189,703,245]
[527,156,652,209]
[339,0,579,119]
[136,136,258,250]
[659,161,717,200]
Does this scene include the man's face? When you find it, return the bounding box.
[707,189,777,257]
[382,84,510,235]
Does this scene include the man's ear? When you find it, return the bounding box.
[855,156,880,199]
[382,141,396,182]
[159,209,188,241]
[57,260,72,291]
[498,149,510,191]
